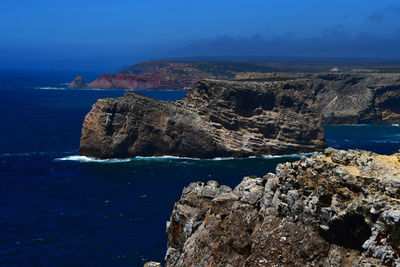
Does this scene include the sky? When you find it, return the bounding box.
[1,0,400,72]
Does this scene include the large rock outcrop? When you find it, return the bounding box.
[67,76,87,89]
[236,72,400,124]
[79,79,326,158]
[165,148,400,266]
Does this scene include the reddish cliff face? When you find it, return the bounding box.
[88,74,187,90]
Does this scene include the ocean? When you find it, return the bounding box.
[1,72,399,266]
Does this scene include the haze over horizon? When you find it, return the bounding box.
[1,0,400,72]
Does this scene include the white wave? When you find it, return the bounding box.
[55,154,237,163]
[133,155,198,160]
[55,152,315,163]
[55,155,132,163]
[35,87,67,90]
[135,155,236,161]
[262,152,314,159]
[392,124,400,127]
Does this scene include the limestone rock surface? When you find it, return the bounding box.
[165,148,400,266]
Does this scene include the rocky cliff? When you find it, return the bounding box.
[87,69,400,124]
[87,61,276,90]
[87,74,187,90]
[165,148,400,266]
[236,72,400,124]
[79,79,326,158]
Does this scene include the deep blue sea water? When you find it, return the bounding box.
[1,72,399,266]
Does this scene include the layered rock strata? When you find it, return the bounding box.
[236,72,400,124]
[79,79,326,158]
[166,148,400,266]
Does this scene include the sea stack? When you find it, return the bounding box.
[68,76,87,89]
[165,148,400,266]
[79,79,326,158]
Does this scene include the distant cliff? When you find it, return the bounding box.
[236,72,400,124]
[165,148,400,266]
[87,61,277,90]
[88,74,185,90]
[79,79,326,158]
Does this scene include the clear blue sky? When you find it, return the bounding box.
[1,0,399,71]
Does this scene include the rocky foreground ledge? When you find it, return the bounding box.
[162,148,400,266]
[79,79,326,158]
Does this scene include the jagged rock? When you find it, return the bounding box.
[165,148,400,266]
[67,76,87,89]
[79,79,326,158]
[236,72,400,124]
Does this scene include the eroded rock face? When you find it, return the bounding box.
[236,72,400,124]
[166,148,400,266]
[79,79,326,158]
[67,76,87,89]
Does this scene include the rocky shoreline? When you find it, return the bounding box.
[159,148,400,266]
[79,79,326,158]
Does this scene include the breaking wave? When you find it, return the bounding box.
[262,152,314,159]
[55,153,312,163]
[55,155,132,163]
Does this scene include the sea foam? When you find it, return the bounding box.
[55,152,311,163]
[262,152,314,159]
[55,155,132,163]
[35,87,67,90]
